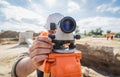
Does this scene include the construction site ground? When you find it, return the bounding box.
[0,37,120,77]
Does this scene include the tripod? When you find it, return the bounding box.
[38,31,82,77]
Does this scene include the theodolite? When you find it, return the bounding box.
[39,13,82,77]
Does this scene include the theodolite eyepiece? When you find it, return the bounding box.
[60,16,76,33]
[49,16,76,33]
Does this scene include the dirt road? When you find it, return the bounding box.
[0,44,28,77]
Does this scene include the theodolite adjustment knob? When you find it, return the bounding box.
[48,34,55,39]
[50,23,56,30]
[74,35,81,39]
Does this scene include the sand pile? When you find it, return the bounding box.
[0,44,28,77]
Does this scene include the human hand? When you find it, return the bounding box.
[29,36,52,69]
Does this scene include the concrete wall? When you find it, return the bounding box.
[19,31,34,46]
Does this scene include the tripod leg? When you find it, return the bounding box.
[44,73,50,77]
[37,69,43,77]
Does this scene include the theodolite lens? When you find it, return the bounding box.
[60,17,76,33]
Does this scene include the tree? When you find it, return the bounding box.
[106,30,111,33]
[84,30,87,36]
[75,26,80,34]
[115,32,120,38]
[88,28,103,36]
[1,29,5,33]
[95,28,103,35]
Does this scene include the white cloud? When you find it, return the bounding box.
[0,5,44,21]
[2,7,41,20]
[0,0,46,32]
[96,0,120,13]
[0,0,120,34]
[30,4,48,19]
[96,4,120,13]
[28,0,32,3]
[44,0,56,8]
[0,20,45,32]
[77,17,120,33]
[112,0,116,3]
[0,0,10,6]
[81,0,87,4]
[0,0,46,23]
[67,1,80,13]
[107,7,120,13]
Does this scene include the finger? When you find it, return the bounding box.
[30,41,52,52]
[30,48,51,58]
[36,36,52,45]
[31,55,48,64]
[35,61,44,67]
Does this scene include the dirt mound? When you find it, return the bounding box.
[0,31,19,45]
[0,31,40,45]
[0,30,19,38]
[0,30,39,39]
[76,44,120,76]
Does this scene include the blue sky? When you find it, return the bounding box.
[0,0,120,33]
